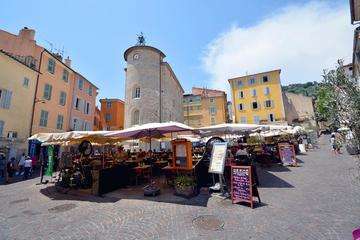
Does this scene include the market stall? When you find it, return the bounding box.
[28,122,195,196]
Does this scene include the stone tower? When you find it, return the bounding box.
[124,45,184,128]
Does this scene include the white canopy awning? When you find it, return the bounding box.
[196,123,264,137]
[105,121,194,139]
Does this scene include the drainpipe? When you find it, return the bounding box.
[159,56,162,123]
[29,48,45,136]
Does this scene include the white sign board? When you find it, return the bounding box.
[209,142,228,174]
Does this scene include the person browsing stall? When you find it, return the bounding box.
[236,145,248,156]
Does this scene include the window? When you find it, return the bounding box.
[23,77,29,88]
[75,97,83,111]
[211,117,216,125]
[133,87,140,99]
[7,131,17,139]
[268,113,275,122]
[251,89,257,97]
[0,120,4,136]
[47,58,55,74]
[240,117,247,123]
[253,115,260,124]
[264,87,270,95]
[56,115,64,130]
[265,100,272,108]
[84,121,90,131]
[132,110,140,125]
[237,80,243,87]
[0,89,12,109]
[62,69,69,82]
[262,75,269,83]
[86,102,90,115]
[78,78,84,90]
[238,91,244,98]
[210,107,216,115]
[39,110,49,127]
[210,98,215,103]
[252,101,259,109]
[248,78,256,85]
[72,118,78,130]
[43,84,52,100]
[88,86,93,96]
[105,113,111,122]
[238,103,244,111]
[106,101,112,108]
[59,91,66,106]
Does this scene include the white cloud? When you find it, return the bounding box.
[202,1,353,93]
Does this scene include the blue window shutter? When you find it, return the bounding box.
[0,120,4,136]
[4,90,12,109]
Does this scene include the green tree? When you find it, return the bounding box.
[315,60,360,148]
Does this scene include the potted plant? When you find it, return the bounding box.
[174,175,196,198]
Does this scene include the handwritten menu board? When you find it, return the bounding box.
[231,166,253,208]
[278,143,296,166]
[209,142,227,174]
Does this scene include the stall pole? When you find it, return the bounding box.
[102,146,105,169]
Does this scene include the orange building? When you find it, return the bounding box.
[93,106,103,131]
[183,87,228,127]
[0,27,98,134]
[100,99,125,130]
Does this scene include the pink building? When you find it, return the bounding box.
[0,27,98,134]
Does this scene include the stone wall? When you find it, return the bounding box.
[124,46,184,128]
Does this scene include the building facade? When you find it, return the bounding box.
[229,69,286,124]
[0,50,38,158]
[283,92,316,127]
[70,73,98,131]
[227,101,234,123]
[183,87,228,127]
[0,27,98,134]
[123,45,184,128]
[93,106,103,131]
[350,0,360,86]
[100,98,125,130]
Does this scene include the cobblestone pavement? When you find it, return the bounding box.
[0,136,359,240]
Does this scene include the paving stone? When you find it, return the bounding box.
[0,136,359,239]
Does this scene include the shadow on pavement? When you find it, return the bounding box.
[257,168,294,188]
[0,170,40,185]
[40,184,211,207]
[40,185,120,203]
[105,186,210,207]
[263,164,291,172]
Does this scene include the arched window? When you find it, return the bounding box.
[132,109,140,125]
[132,87,140,99]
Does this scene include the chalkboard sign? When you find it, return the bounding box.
[278,143,296,166]
[209,142,227,174]
[231,166,253,208]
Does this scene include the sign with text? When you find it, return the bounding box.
[278,143,296,166]
[231,166,253,208]
[209,142,227,174]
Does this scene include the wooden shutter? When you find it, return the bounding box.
[0,120,4,136]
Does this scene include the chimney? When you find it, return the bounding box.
[65,56,71,67]
[19,27,35,41]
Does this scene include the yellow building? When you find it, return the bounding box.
[0,50,38,157]
[229,69,286,124]
[183,87,228,127]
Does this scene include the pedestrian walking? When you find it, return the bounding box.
[330,133,337,154]
[24,156,32,180]
[6,157,15,183]
[18,153,25,175]
[0,153,5,178]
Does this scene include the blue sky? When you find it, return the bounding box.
[1,0,351,103]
